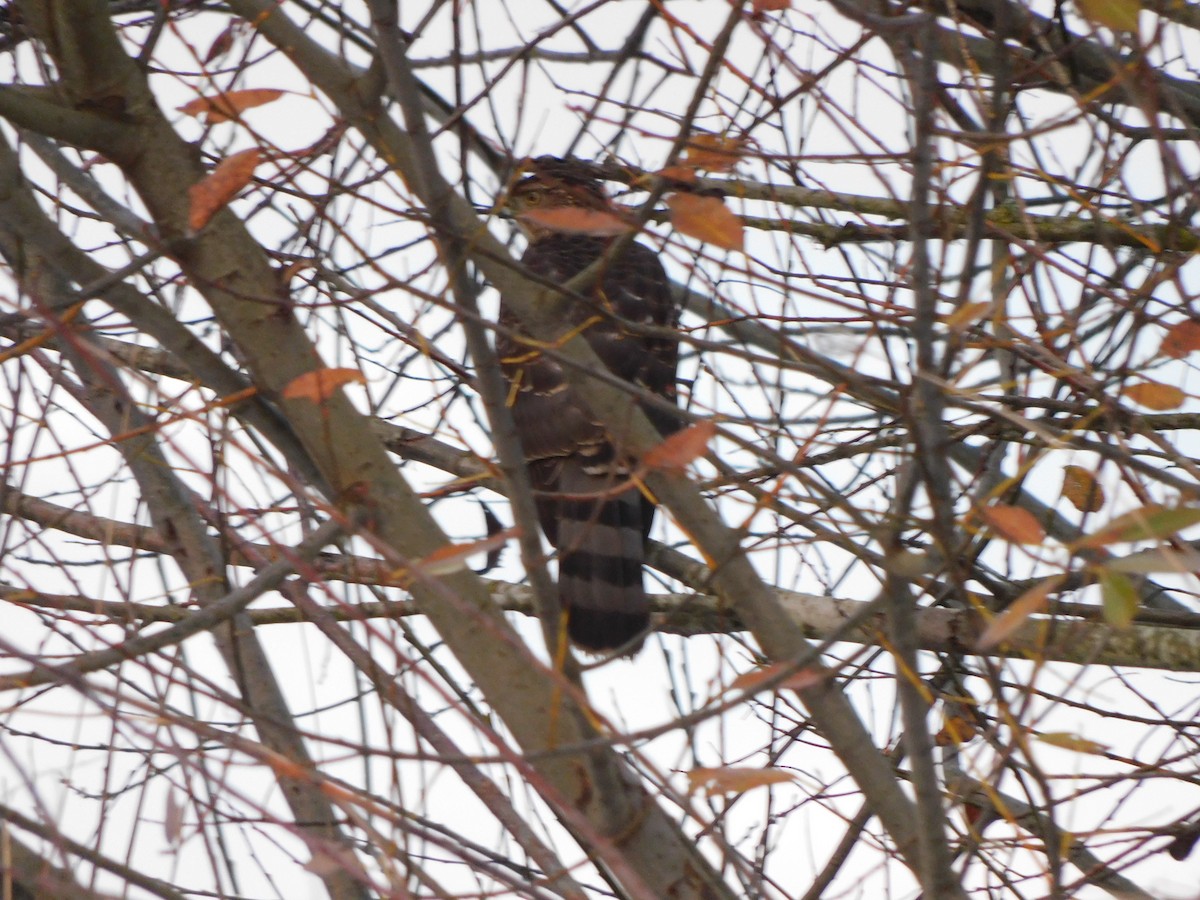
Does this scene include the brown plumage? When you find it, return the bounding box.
[496,158,679,653]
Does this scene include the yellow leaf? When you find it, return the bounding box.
[667,194,744,252]
[1062,466,1104,513]
[687,767,796,796]
[1076,0,1140,32]
[1099,569,1138,628]
[1075,504,1200,548]
[978,504,1046,544]
[1124,379,1185,410]
[282,367,366,402]
[187,148,261,231]
[976,575,1063,651]
[1036,731,1109,755]
[643,421,716,472]
[942,301,991,331]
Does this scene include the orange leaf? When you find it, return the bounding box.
[281,367,366,402]
[1161,320,1200,358]
[1124,379,1185,410]
[667,193,744,252]
[178,88,285,123]
[517,206,632,237]
[187,148,261,231]
[976,575,1063,651]
[1062,465,1104,513]
[656,165,698,184]
[978,504,1045,544]
[682,133,747,172]
[687,766,796,796]
[643,420,717,472]
[936,708,984,747]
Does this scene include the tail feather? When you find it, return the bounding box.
[554,463,649,653]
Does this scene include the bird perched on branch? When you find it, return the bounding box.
[496,157,680,653]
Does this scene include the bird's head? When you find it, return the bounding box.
[504,156,616,239]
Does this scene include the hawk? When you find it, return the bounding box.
[496,158,680,653]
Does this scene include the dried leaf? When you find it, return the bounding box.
[1099,569,1138,629]
[1075,0,1141,32]
[164,790,184,847]
[203,23,237,64]
[656,165,698,184]
[727,665,782,696]
[1036,731,1109,755]
[643,420,717,472]
[978,504,1046,544]
[687,766,796,796]
[1161,320,1200,358]
[727,664,828,695]
[178,88,286,123]
[976,576,1063,651]
[1124,379,1185,410]
[936,706,984,746]
[516,205,632,236]
[974,580,1060,652]
[667,193,744,252]
[942,301,991,330]
[1062,465,1104,513]
[407,528,519,578]
[779,668,830,691]
[1105,546,1200,574]
[281,367,366,402]
[682,133,747,172]
[1075,504,1200,548]
[187,148,261,231]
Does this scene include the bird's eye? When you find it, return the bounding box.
[521,189,543,206]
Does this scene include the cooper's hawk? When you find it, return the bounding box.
[497,157,679,653]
